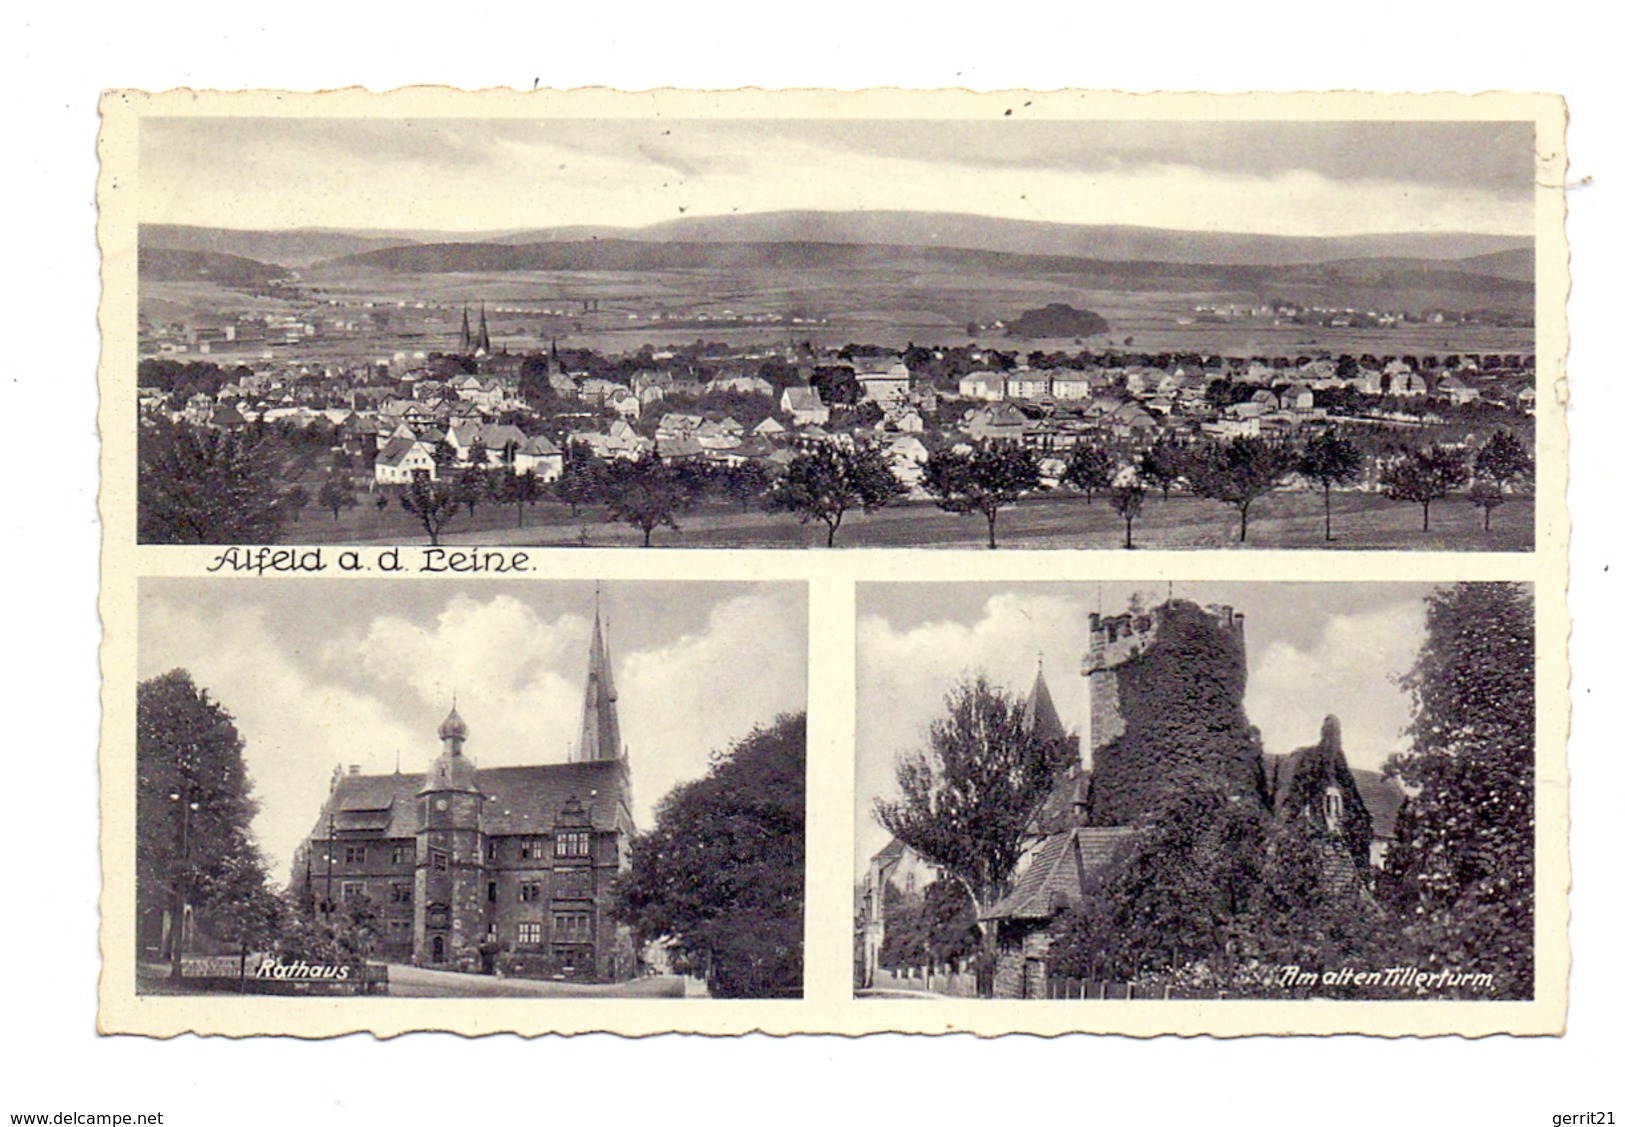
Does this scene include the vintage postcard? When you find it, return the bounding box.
[97,87,1568,1037]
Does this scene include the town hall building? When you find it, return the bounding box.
[293,599,637,981]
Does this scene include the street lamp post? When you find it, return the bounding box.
[168,787,200,982]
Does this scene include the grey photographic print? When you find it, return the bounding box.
[98,87,1567,1037]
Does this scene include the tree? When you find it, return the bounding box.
[1185,435,1295,543]
[1380,445,1469,532]
[497,468,539,528]
[721,460,773,512]
[1110,477,1145,549]
[1472,430,1533,530]
[615,714,806,998]
[455,461,494,520]
[317,473,357,522]
[137,670,269,978]
[138,420,284,544]
[1379,584,1534,999]
[874,677,1072,994]
[766,442,906,547]
[431,437,459,477]
[398,474,462,545]
[1061,442,1113,504]
[603,452,690,547]
[1468,480,1506,531]
[921,440,1041,549]
[1296,427,1365,541]
[280,483,310,524]
[555,440,606,517]
[1136,436,1185,501]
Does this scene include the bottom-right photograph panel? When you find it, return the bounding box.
[855,581,1537,1005]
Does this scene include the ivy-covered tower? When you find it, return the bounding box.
[413,703,487,967]
[1083,597,1269,826]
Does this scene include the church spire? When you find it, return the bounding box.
[477,301,491,353]
[574,588,623,762]
[459,304,473,353]
[1024,660,1068,748]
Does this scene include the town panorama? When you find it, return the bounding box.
[136,215,1536,550]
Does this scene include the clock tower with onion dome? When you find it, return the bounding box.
[413,702,488,968]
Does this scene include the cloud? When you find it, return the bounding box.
[1248,602,1424,772]
[620,586,808,830]
[140,598,422,884]
[139,584,807,883]
[139,117,1534,236]
[855,592,1092,873]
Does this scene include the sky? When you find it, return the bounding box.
[138,579,807,882]
[140,117,1535,238]
[854,581,1438,875]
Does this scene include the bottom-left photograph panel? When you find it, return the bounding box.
[129,577,809,1001]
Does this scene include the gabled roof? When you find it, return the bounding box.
[311,759,632,841]
[983,828,1134,921]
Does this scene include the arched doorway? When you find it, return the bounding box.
[431,935,445,964]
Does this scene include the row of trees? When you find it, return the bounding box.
[140,411,1533,547]
[874,583,1535,999]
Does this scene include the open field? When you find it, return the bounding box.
[144,260,1534,364]
[284,491,1534,552]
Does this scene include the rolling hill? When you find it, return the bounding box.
[318,238,1533,308]
[137,246,292,288]
[483,210,1534,271]
[140,224,419,269]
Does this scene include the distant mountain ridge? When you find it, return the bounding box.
[318,238,1533,303]
[141,225,421,269]
[143,211,1534,275]
[485,210,1534,270]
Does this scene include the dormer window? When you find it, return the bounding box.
[1324,786,1345,835]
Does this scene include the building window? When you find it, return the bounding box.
[553,911,592,940]
[520,881,543,903]
[390,882,412,905]
[516,922,543,946]
[430,848,448,872]
[519,837,547,860]
[487,881,498,903]
[392,843,413,865]
[1324,786,1345,835]
[553,869,591,899]
[341,881,365,904]
[486,838,499,862]
[344,845,366,865]
[556,831,590,859]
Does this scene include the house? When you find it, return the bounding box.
[959,372,1006,401]
[708,374,774,396]
[513,435,564,481]
[1436,375,1480,405]
[753,416,787,439]
[854,359,911,405]
[373,436,438,484]
[780,386,830,427]
[1390,370,1429,397]
[1048,369,1093,402]
[1005,370,1051,401]
[961,401,1031,443]
[884,434,931,492]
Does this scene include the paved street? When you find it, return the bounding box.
[385,965,697,998]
